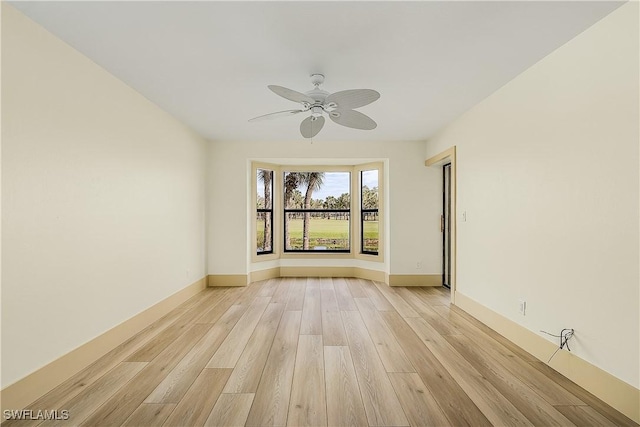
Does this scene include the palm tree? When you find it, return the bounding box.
[299,172,325,250]
[257,169,272,251]
[284,172,300,250]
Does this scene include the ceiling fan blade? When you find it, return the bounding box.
[268,85,315,104]
[300,115,325,138]
[248,109,304,122]
[329,109,377,130]
[325,89,380,110]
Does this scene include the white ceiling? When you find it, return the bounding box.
[11,1,623,143]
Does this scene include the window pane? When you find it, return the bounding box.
[361,170,379,209]
[285,212,350,251]
[257,168,273,255]
[284,171,350,209]
[363,211,379,253]
[257,211,272,253]
[361,169,379,254]
[283,171,350,252]
[257,169,273,209]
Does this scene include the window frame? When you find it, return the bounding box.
[360,169,380,256]
[251,162,384,263]
[282,169,352,254]
[354,162,384,262]
[256,168,274,255]
[251,162,280,263]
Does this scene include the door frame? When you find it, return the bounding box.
[425,146,457,305]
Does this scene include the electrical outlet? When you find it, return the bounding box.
[462,211,467,222]
[518,300,526,316]
[416,262,422,269]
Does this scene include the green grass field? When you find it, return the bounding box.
[257,218,378,251]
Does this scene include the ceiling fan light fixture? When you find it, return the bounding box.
[311,106,323,117]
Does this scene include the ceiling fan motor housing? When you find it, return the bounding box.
[305,88,329,103]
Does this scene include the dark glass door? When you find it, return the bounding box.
[442,163,451,288]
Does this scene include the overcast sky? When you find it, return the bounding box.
[312,171,378,200]
[258,170,378,201]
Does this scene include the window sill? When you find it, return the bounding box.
[280,252,355,260]
[251,252,280,263]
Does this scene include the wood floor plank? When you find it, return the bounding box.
[319,277,334,290]
[122,403,176,427]
[445,334,576,426]
[126,322,193,362]
[233,281,265,307]
[418,286,451,305]
[80,323,212,427]
[396,287,461,335]
[257,278,279,296]
[324,346,368,427]
[380,310,492,427]
[361,280,395,311]
[354,297,414,373]
[531,362,640,427]
[445,304,538,363]
[555,405,619,427]
[388,372,451,427]
[432,304,585,406]
[287,335,327,426]
[195,287,245,324]
[345,278,367,298]
[172,289,231,325]
[223,303,285,393]
[321,311,347,346]
[271,278,292,304]
[320,287,339,313]
[163,368,232,427]
[300,278,322,335]
[332,278,357,311]
[4,307,187,427]
[127,291,224,362]
[284,278,307,311]
[176,288,216,310]
[205,394,255,427]
[246,310,302,427]
[37,362,147,427]
[405,317,534,426]
[372,281,419,318]
[146,305,247,403]
[207,296,271,368]
[341,311,410,426]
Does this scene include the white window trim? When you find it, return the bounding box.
[251,161,384,263]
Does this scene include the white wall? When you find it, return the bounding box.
[207,140,441,276]
[426,3,639,388]
[1,5,208,387]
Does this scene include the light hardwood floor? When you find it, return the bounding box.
[4,278,638,427]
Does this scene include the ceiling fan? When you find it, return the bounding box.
[249,74,380,138]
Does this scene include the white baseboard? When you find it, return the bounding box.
[248,266,387,283]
